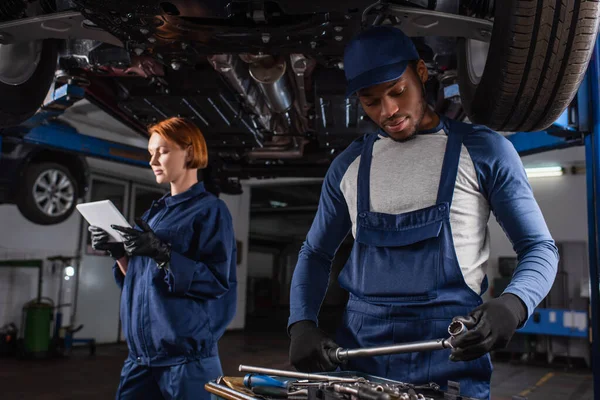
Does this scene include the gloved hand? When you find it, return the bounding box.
[111,218,171,265]
[88,225,125,260]
[289,320,340,372]
[450,294,528,362]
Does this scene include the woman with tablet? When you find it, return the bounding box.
[88,117,237,400]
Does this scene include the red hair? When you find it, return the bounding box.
[148,117,208,169]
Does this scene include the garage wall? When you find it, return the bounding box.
[220,187,251,330]
[0,206,81,331]
[486,146,589,299]
[486,174,588,297]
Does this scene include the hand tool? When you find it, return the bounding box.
[238,365,364,383]
[327,321,466,364]
[244,374,290,390]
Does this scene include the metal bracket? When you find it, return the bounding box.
[20,122,150,168]
[385,5,493,42]
[15,83,86,130]
[0,11,123,47]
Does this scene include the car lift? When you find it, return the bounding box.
[583,40,600,398]
[0,83,150,168]
[500,40,600,397]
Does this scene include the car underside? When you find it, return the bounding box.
[0,0,598,194]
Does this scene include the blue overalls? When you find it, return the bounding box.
[113,182,237,400]
[335,123,492,399]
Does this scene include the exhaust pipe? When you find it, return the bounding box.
[209,53,305,160]
[207,54,272,132]
[248,57,293,113]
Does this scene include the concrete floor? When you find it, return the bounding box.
[0,331,593,400]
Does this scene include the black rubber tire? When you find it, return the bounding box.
[0,39,58,128]
[17,162,79,225]
[457,0,600,132]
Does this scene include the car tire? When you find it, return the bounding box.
[457,0,600,132]
[0,39,58,128]
[17,162,79,225]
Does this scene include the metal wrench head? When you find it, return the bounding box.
[448,320,466,337]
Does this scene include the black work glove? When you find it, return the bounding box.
[88,225,126,260]
[289,320,340,372]
[450,294,528,362]
[111,218,171,265]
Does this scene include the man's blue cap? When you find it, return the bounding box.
[343,26,420,97]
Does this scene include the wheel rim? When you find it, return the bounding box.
[32,169,75,217]
[0,40,43,85]
[465,39,490,86]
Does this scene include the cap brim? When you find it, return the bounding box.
[345,60,409,98]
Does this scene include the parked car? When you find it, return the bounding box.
[0,0,598,189]
[0,133,89,225]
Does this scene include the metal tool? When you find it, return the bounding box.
[332,383,391,400]
[328,321,466,364]
[251,386,308,398]
[238,365,364,383]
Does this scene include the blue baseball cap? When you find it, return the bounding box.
[343,26,420,98]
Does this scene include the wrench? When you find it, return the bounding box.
[328,320,466,364]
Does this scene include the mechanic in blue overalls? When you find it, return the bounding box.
[89,117,237,400]
[288,27,558,399]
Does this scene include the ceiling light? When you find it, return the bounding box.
[525,166,564,178]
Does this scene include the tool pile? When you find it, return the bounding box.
[240,371,444,400]
[209,365,480,400]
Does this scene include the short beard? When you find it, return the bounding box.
[395,86,428,143]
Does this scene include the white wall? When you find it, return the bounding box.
[220,187,251,330]
[0,206,81,330]
[486,146,588,298]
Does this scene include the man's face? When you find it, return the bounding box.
[357,61,428,141]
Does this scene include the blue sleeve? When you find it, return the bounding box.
[113,263,124,289]
[465,127,559,318]
[163,199,236,299]
[288,139,363,330]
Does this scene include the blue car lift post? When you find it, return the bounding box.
[585,38,600,398]
[503,39,600,397]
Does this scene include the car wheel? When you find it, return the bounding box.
[0,39,58,128]
[17,162,78,225]
[457,0,600,132]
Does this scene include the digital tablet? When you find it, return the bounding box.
[76,200,131,242]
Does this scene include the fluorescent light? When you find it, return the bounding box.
[525,166,564,178]
[65,266,75,277]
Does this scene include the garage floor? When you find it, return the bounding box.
[0,331,593,400]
